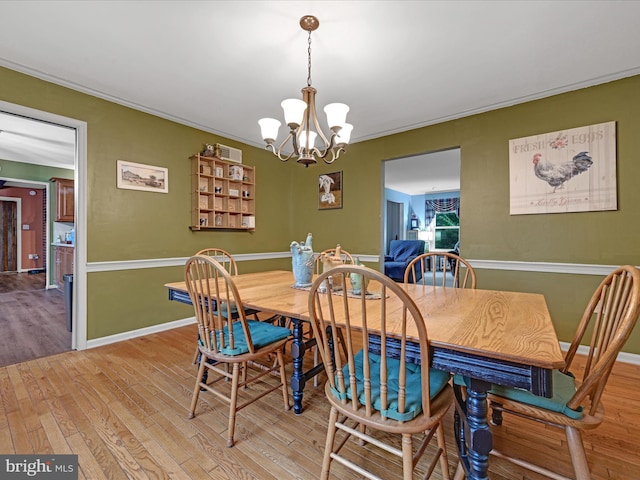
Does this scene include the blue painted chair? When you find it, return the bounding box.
[185,255,291,447]
[308,265,453,479]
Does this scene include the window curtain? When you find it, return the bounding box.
[425,198,460,226]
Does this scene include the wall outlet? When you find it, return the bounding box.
[22,224,30,230]
[28,254,39,260]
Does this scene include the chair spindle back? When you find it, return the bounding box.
[185,255,253,355]
[564,265,640,414]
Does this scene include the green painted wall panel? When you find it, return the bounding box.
[87,266,194,339]
[2,65,639,353]
[0,159,72,181]
[0,66,298,263]
[87,258,291,339]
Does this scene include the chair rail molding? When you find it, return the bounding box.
[85,252,380,272]
[468,259,637,277]
[87,256,632,276]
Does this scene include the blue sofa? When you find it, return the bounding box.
[384,240,426,282]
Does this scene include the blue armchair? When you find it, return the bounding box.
[384,240,426,282]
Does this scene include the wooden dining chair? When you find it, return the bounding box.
[195,247,240,274]
[404,252,476,288]
[308,265,453,480]
[314,245,354,274]
[195,247,265,321]
[191,248,265,364]
[477,265,640,480]
[311,245,354,386]
[185,255,291,447]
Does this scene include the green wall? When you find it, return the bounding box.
[2,66,639,353]
[289,75,640,353]
[1,65,299,339]
[0,159,72,182]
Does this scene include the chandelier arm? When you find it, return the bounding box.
[311,130,340,160]
[308,91,331,150]
[301,84,337,160]
[264,143,294,162]
[279,131,298,162]
[321,144,346,164]
[290,129,301,157]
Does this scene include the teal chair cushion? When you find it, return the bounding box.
[455,370,583,420]
[330,350,450,421]
[207,320,291,356]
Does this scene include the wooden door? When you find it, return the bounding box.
[0,200,18,272]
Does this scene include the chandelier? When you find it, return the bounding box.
[258,15,353,167]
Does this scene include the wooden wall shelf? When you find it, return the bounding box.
[190,154,255,231]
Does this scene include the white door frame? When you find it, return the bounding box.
[0,181,50,279]
[0,100,88,351]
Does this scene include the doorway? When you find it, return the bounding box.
[382,148,461,254]
[0,99,87,358]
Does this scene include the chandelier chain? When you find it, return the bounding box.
[307,29,312,87]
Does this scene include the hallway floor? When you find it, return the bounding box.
[0,272,71,367]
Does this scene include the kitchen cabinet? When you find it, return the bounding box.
[50,177,74,222]
[190,154,255,230]
[53,245,74,289]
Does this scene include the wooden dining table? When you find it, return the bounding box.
[166,269,565,480]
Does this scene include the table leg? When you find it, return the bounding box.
[454,378,492,480]
[289,318,306,414]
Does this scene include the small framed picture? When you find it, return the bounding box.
[117,160,168,193]
[318,171,343,210]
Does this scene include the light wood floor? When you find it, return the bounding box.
[0,272,71,367]
[1,324,639,479]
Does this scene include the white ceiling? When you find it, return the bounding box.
[0,112,75,170]
[1,1,639,193]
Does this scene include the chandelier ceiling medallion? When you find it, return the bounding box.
[258,15,353,167]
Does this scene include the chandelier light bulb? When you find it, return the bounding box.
[324,103,349,130]
[281,98,307,128]
[299,130,317,149]
[336,123,353,145]
[258,118,281,143]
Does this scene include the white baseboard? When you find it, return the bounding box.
[86,316,196,349]
[560,341,640,366]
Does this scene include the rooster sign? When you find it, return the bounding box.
[509,121,616,215]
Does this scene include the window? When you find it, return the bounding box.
[434,212,459,250]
